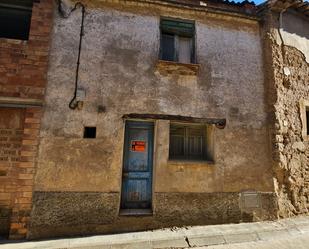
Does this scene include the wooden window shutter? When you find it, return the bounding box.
[160,19,194,36]
[161,33,176,61]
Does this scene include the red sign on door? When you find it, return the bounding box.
[131,141,146,152]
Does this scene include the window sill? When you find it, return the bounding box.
[167,160,214,166]
[119,209,153,216]
[155,60,200,76]
[0,38,28,45]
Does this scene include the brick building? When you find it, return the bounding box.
[0,0,54,239]
[0,0,308,241]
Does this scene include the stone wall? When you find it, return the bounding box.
[29,0,276,239]
[273,45,309,217]
[29,191,277,239]
[0,0,54,239]
[276,46,309,217]
[263,9,309,218]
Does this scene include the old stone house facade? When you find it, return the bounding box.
[0,0,308,240]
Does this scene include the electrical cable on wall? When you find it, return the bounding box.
[278,8,287,64]
[57,0,86,110]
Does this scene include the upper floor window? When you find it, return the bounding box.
[160,18,195,64]
[0,0,33,40]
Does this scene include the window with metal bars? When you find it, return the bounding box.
[160,18,195,64]
[0,0,33,40]
[169,123,208,161]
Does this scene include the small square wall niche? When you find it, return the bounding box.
[84,127,96,139]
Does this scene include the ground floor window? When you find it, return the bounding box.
[169,123,211,161]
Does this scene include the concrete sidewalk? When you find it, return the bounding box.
[202,232,309,249]
[1,216,309,249]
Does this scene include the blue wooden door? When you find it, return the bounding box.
[121,121,154,209]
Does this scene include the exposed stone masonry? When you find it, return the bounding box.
[263,9,309,217]
[273,44,309,217]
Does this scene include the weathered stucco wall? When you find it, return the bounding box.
[281,10,309,63]
[30,1,276,238]
[263,9,309,218]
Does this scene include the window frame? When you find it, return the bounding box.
[160,17,196,64]
[0,0,33,41]
[169,122,212,162]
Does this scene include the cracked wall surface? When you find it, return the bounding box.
[29,0,276,239]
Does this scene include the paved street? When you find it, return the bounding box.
[1,216,309,249]
[204,232,309,249]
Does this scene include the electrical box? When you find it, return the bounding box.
[76,87,86,101]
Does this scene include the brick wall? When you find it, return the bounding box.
[0,108,25,237]
[0,0,54,239]
[0,0,53,100]
[9,108,43,239]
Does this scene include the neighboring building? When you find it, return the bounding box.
[260,0,309,217]
[0,0,308,241]
[0,0,54,239]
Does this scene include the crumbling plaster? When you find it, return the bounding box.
[273,45,309,217]
[30,2,276,237]
[281,10,309,63]
[263,9,309,217]
[35,5,272,193]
